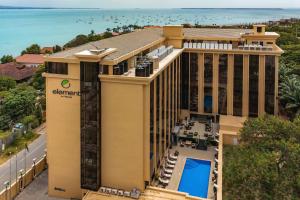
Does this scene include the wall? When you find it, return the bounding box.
[44,62,82,199]
[101,81,145,191]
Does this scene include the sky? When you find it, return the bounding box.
[1,0,300,8]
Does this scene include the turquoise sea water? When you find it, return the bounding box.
[1,8,300,57]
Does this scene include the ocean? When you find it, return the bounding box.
[1,8,300,57]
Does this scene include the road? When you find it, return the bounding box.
[0,125,46,192]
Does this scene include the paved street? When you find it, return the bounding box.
[0,125,46,192]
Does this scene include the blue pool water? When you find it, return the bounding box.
[178,159,211,198]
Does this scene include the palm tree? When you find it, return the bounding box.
[280,76,300,118]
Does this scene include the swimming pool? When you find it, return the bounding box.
[178,158,211,198]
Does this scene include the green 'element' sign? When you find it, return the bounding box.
[61,80,71,89]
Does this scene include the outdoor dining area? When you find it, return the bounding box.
[171,115,220,151]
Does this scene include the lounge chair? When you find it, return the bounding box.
[166,163,175,169]
[167,158,176,165]
[163,167,173,174]
[169,154,178,161]
[159,177,169,186]
[161,172,172,179]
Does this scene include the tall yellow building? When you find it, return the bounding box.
[44,25,282,199]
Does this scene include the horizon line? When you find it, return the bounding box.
[1,6,300,9]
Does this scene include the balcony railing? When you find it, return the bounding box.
[184,42,274,51]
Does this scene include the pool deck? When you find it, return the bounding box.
[165,145,216,199]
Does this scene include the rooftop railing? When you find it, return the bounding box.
[184,42,274,51]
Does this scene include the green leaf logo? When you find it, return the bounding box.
[61,80,71,89]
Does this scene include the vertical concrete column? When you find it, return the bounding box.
[159,75,162,160]
[153,79,157,173]
[274,56,279,115]
[242,55,249,117]
[198,53,205,113]
[108,65,114,75]
[168,65,171,146]
[143,84,150,182]
[164,67,167,152]
[188,53,191,111]
[172,61,175,125]
[258,55,266,116]
[178,56,181,118]
[227,54,234,115]
[213,54,219,114]
[175,58,178,123]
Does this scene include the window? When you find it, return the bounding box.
[218,54,228,115]
[265,56,275,114]
[249,55,259,117]
[257,27,262,33]
[233,55,243,116]
[45,62,68,75]
[80,62,100,191]
[204,54,213,113]
[190,53,198,112]
[181,53,189,109]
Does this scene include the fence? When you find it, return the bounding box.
[0,155,47,200]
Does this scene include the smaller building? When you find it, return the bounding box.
[41,47,54,54]
[0,62,36,81]
[16,54,44,68]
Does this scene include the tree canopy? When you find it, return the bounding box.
[223,115,300,200]
[30,65,45,91]
[21,44,41,55]
[0,85,37,124]
[0,77,16,92]
[0,55,14,64]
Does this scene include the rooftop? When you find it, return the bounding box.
[0,62,36,81]
[48,26,280,63]
[49,28,164,61]
[16,54,44,64]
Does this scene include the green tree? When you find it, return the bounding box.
[0,77,16,91]
[30,65,45,91]
[1,85,37,123]
[63,35,89,48]
[0,55,14,64]
[53,45,62,53]
[21,115,39,130]
[0,114,11,131]
[21,44,41,55]
[280,77,300,118]
[223,116,300,200]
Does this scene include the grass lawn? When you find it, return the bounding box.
[0,131,40,165]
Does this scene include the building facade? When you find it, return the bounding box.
[44,25,282,199]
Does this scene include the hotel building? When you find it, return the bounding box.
[44,25,282,199]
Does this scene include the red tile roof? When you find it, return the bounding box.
[16,54,44,64]
[0,62,36,81]
[41,47,54,54]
